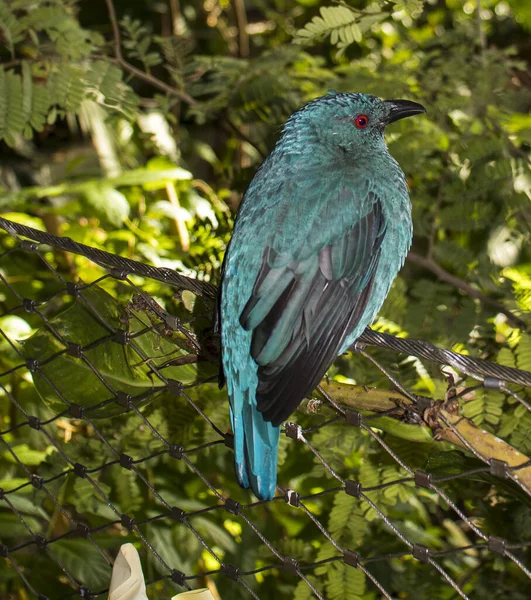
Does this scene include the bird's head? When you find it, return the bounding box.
[282,91,426,159]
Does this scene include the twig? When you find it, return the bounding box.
[102,0,199,107]
[234,0,250,58]
[407,251,527,330]
[104,0,268,150]
[105,0,122,60]
[232,0,250,169]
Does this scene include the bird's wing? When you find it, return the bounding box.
[238,184,386,426]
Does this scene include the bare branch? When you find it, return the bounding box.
[104,0,122,60]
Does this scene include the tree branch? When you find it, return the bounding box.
[315,380,433,443]
[407,251,527,330]
[102,0,199,107]
[427,402,531,495]
[104,0,122,60]
[319,379,531,494]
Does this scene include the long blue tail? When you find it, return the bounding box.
[230,386,280,501]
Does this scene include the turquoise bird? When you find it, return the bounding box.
[217,92,425,500]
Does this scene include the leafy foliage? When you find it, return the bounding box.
[295,6,365,49]
[121,15,163,71]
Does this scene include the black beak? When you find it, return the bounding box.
[384,99,426,125]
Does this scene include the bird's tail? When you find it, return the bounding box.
[230,386,280,501]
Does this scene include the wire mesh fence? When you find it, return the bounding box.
[1,215,530,600]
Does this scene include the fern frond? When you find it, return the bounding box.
[295,6,362,47]
[157,36,194,89]
[120,15,162,71]
[390,0,426,14]
[294,5,386,53]
[438,202,496,231]
[328,491,367,544]
[85,60,139,119]
[47,63,86,113]
[29,74,50,132]
[516,333,531,372]
[461,390,505,427]
[5,69,25,137]
[0,69,6,140]
[188,48,327,125]
[0,65,50,145]
[314,541,339,575]
[115,468,142,513]
[20,4,102,59]
[0,59,138,143]
[0,0,25,55]
[502,265,531,313]
[509,411,531,454]
[326,562,365,600]
[497,347,516,369]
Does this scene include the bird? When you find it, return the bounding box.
[216,91,425,501]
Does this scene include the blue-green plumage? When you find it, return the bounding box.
[218,92,425,500]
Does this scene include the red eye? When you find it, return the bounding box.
[355,114,369,129]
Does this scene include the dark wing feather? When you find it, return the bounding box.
[240,199,386,427]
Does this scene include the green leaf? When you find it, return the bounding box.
[0,0,25,54]
[82,185,130,227]
[23,285,211,417]
[461,390,505,427]
[294,4,386,50]
[23,285,160,417]
[2,444,52,466]
[0,478,32,492]
[3,494,49,518]
[516,333,531,372]
[328,491,367,544]
[326,562,365,600]
[0,512,42,538]
[51,539,111,589]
